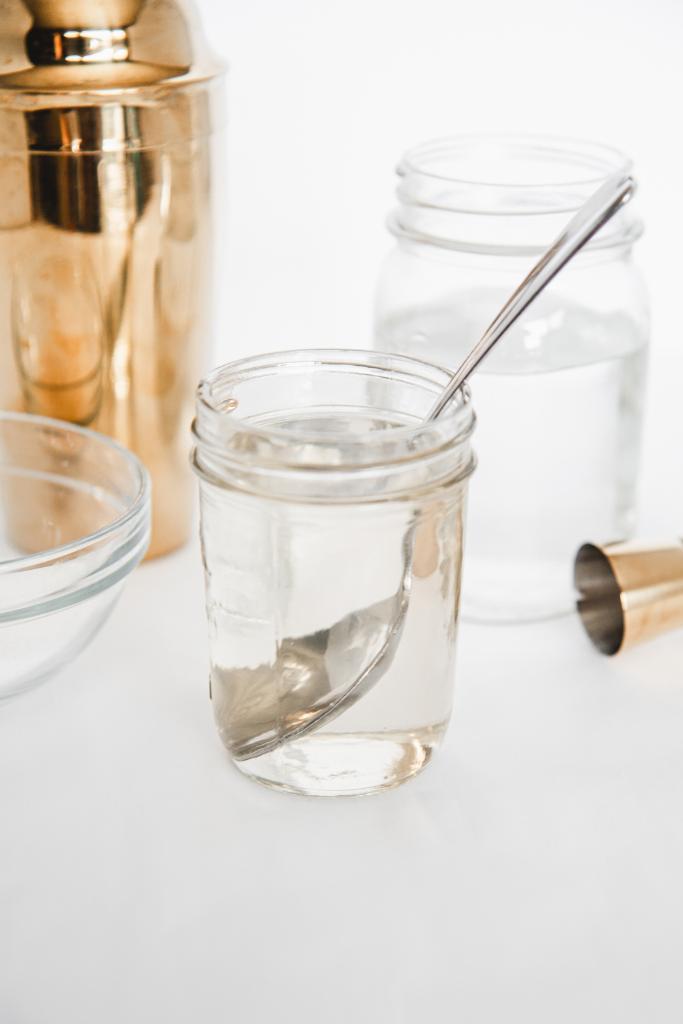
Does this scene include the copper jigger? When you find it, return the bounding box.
[574,540,683,655]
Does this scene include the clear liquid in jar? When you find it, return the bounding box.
[200,412,468,796]
[377,294,648,622]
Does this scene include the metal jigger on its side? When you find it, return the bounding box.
[575,540,683,655]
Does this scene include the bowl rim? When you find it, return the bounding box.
[0,410,150,574]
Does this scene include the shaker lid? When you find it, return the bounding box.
[0,0,223,91]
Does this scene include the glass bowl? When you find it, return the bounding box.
[0,412,150,698]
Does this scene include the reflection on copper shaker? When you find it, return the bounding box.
[0,0,225,558]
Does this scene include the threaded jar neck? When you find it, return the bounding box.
[192,350,476,504]
[391,134,643,256]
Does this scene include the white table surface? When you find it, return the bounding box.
[2,337,682,1024]
[4,0,683,1015]
[2,515,683,1023]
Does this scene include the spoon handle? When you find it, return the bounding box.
[426,170,636,421]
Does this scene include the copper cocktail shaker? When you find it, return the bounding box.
[0,0,224,557]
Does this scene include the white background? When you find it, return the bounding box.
[2,1,683,1022]
[202,0,683,533]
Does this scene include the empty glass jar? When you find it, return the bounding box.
[192,350,475,796]
[375,135,650,622]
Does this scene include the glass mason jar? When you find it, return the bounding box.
[375,135,650,622]
[192,350,476,797]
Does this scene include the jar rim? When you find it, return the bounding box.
[393,133,641,253]
[192,350,476,501]
[398,133,631,198]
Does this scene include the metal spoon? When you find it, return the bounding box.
[221,170,636,761]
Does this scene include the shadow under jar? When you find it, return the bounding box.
[192,350,476,796]
[375,135,650,622]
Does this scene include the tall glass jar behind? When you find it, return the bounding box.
[0,0,225,558]
[375,135,650,622]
